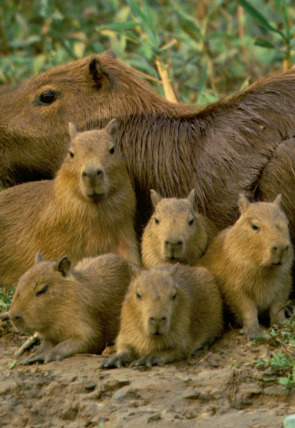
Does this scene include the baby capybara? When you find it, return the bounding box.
[9,253,132,364]
[199,194,293,339]
[0,119,140,287]
[101,264,223,368]
[141,189,217,268]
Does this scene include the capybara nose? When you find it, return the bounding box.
[149,316,168,333]
[82,168,103,179]
[165,240,183,250]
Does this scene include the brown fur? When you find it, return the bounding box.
[1,53,295,238]
[141,189,217,268]
[0,120,139,287]
[100,264,223,368]
[9,253,132,363]
[198,195,293,339]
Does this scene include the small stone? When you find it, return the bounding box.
[82,380,97,392]
[284,415,295,428]
[59,401,79,421]
[0,379,17,395]
[147,413,161,423]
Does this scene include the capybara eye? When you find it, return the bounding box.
[172,292,177,301]
[136,292,142,300]
[251,223,260,231]
[35,284,49,297]
[109,147,115,154]
[154,218,159,225]
[188,218,194,226]
[39,90,59,105]
[68,150,74,158]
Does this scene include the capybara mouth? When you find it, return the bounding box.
[86,192,105,203]
[271,261,282,266]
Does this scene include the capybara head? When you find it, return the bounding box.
[227,194,291,267]
[57,119,125,203]
[128,265,182,336]
[142,189,209,266]
[9,253,72,335]
[0,51,173,187]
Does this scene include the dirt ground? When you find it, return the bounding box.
[0,319,294,428]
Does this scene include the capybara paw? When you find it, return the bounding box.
[240,326,264,340]
[100,354,129,369]
[130,354,164,368]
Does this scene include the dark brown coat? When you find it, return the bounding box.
[1,52,295,238]
[0,119,139,286]
[9,253,132,363]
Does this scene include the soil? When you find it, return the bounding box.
[0,318,294,428]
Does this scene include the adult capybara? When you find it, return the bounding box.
[141,189,217,268]
[198,194,293,339]
[1,52,295,239]
[0,119,139,287]
[9,253,132,364]
[100,264,223,368]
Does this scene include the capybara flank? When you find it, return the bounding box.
[141,189,217,268]
[9,253,132,364]
[100,264,223,368]
[2,52,295,245]
[0,119,139,287]
[198,194,293,339]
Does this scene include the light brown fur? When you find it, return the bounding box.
[0,119,139,287]
[198,195,293,339]
[101,264,223,368]
[9,253,132,363]
[141,189,217,268]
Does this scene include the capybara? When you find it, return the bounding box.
[100,264,223,368]
[9,253,132,364]
[198,194,293,339]
[0,119,140,287]
[1,52,295,241]
[141,189,217,268]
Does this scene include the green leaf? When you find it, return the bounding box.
[9,360,16,370]
[127,0,147,23]
[275,0,290,40]
[197,62,208,104]
[97,22,141,32]
[254,37,275,49]
[237,0,285,39]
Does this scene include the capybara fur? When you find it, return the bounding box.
[0,119,139,287]
[198,194,293,339]
[9,253,132,364]
[2,54,295,242]
[100,264,223,368]
[141,189,217,268]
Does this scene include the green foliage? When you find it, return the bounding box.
[0,287,14,312]
[254,317,295,389]
[0,1,294,101]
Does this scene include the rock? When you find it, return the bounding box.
[284,415,295,428]
[0,379,17,395]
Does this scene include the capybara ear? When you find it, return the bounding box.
[68,122,77,140]
[150,189,162,207]
[273,194,282,207]
[187,189,196,209]
[89,58,108,89]
[238,194,250,214]
[54,256,71,277]
[106,50,116,58]
[35,253,44,264]
[106,119,118,138]
[129,263,142,279]
[170,262,179,277]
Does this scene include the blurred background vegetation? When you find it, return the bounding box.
[0,0,294,104]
